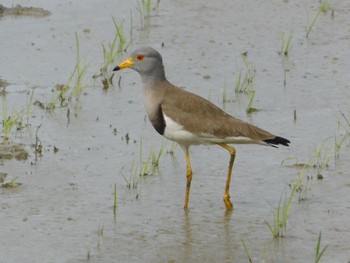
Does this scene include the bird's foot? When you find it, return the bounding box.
[223,194,234,210]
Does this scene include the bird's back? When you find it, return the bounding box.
[146,80,276,144]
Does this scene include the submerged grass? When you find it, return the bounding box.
[334,112,350,160]
[241,238,253,263]
[136,0,152,28]
[222,78,232,103]
[113,183,117,215]
[296,170,311,201]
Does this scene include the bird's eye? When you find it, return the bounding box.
[136,55,145,61]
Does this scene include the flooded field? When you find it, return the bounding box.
[1,0,350,262]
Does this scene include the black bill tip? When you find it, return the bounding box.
[264,136,290,147]
[113,66,120,71]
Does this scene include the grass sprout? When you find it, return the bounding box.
[315,232,328,263]
[246,90,259,114]
[306,0,330,38]
[280,32,292,56]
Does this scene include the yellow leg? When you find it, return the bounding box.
[184,147,192,210]
[218,144,236,210]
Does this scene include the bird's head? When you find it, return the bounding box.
[113,47,165,78]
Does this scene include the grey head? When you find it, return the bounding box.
[113,47,166,82]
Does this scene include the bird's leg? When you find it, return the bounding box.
[184,148,192,210]
[217,144,236,210]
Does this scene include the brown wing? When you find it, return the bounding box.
[160,82,275,141]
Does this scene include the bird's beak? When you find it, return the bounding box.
[113,57,134,71]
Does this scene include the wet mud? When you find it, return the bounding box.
[1,0,350,262]
[0,143,28,162]
[0,4,50,17]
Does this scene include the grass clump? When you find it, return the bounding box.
[122,158,140,189]
[47,33,88,111]
[311,145,330,180]
[139,139,166,176]
[232,52,259,114]
[265,175,301,238]
[122,140,166,195]
[1,100,23,142]
[1,89,34,142]
[235,52,256,94]
[282,143,330,181]
[94,18,132,89]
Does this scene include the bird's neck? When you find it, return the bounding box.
[141,75,166,88]
[140,65,166,88]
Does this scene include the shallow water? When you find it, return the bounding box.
[1,0,350,262]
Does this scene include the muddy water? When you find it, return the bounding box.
[1,0,350,262]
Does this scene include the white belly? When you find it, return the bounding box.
[163,114,266,146]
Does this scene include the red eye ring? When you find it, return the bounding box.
[136,55,145,61]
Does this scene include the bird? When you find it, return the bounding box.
[113,47,290,210]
